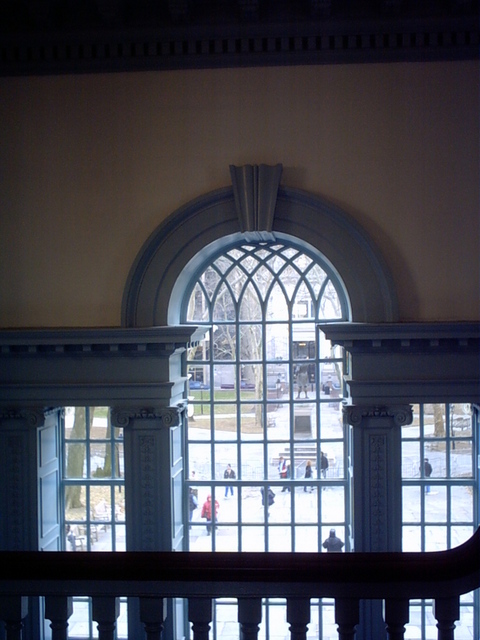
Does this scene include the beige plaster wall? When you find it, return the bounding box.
[0,60,478,327]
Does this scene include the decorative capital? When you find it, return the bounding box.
[343,404,413,428]
[111,404,185,428]
[0,408,46,428]
[230,164,282,234]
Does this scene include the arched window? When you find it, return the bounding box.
[183,238,348,552]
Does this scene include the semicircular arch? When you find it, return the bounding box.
[122,184,398,326]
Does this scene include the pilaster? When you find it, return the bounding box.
[111,404,186,552]
[343,403,413,640]
[344,404,413,553]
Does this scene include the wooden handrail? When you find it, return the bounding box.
[0,528,479,601]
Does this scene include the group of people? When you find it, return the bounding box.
[189,455,333,532]
[278,452,329,493]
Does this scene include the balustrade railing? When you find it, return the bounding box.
[0,529,479,640]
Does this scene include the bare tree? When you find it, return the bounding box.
[65,407,94,509]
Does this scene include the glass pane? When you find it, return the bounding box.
[241,487,265,523]
[320,362,341,395]
[423,451,445,478]
[186,283,208,321]
[305,262,327,295]
[320,280,343,318]
[114,442,124,478]
[115,495,126,522]
[239,411,262,439]
[402,441,420,478]
[64,406,87,440]
[90,443,108,477]
[450,486,473,522]
[424,404,446,438]
[241,443,265,480]
[91,486,112,524]
[214,365,236,395]
[242,526,265,551]
[450,403,472,434]
[90,407,109,439]
[64,485,87,521]
[241,364,262,400]
[295,526,318,552]
[216,524,238,551]
[266,284,289,320]
[425,525,446,551]
[424,485,446,521]
[188,444,212,479]
[321,526,346,552]
[269,526,291,551]
[403,525,421,551]
[293,404,315,438]
[451,526,474,548]
[450,439,473,477]
[295,490,318,523]
[321,442,344,479]
[321,486,345,522]
[215,448,237,480]
[65,443,87,478]
[213,402,237,434]
[241,283,264,322]
[403,485,421,522]
[320,404,343,439]
[266,323,289,359]
[212,284,235,321]
[318,333,341,359]
[213,324,235,360]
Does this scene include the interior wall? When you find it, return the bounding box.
[0,60,478,327]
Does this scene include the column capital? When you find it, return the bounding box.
[0,407,47,428]
[110,403,186,429]
[343,404,413,428]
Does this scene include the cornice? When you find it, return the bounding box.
[319,322,480,404]
[0,12,477,77]
[0,326,206,409]
[318,322,480,352]
[0,326,206,355]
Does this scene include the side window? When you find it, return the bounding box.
[62,406,127,638]
[63,406,125,552]
[402,402,477,639]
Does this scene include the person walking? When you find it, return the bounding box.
[188,487,198,528]
[323,528,344,552]
[423,457,433,493]
[224,464,236,497]
[320,451,329,479]
[304,460,313,492]
[201,495,219,534]
[261,486,275,517]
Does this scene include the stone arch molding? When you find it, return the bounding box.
[122,164,399,327]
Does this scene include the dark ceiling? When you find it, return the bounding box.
[0,0,478,76]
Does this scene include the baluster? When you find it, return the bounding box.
[139,597,167,640]
[188,597,212,640]
[0,596,28,640]
[44,596,73,640]
[91,596,120,640]
[286,597,311,640]
[433,596,460,640]
[384,598,409,640]
[335,598,359,640]
[238,597,262,640]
